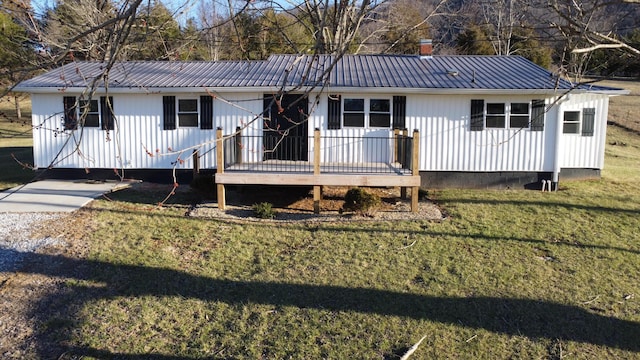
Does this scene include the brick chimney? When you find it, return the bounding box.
[419,39,433,58]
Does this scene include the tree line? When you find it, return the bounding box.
[1,0,640,90]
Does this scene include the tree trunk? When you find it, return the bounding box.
[14,95,21,120]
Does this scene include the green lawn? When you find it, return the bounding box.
[26,125,639,359]
[0,95,34,190]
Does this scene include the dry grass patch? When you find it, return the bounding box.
[599,79,640,133]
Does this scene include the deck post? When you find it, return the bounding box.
[216,127,226,210]
[192,149,200,176]
[393,128,400,163]
[313,128,322,214]
[411,129,420,213]
[235,126,243,164]
[400,128,409,199]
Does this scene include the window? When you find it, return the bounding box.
[510,103,530,128]
[486,103,506,128]
[343,98,365,127]
[62,96,114,130]
[163,96,214,130]
[369,99,391,127]
[563,111,580,134]
[328,96,403,130]
[342,98,393,128]
[178,99,198,127]
[562,108,596,136]
[79,99,100,127]
[470,100,543,131]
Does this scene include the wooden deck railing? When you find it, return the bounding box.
[221,128,415,174]
[215,128,421,213]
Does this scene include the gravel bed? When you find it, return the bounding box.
[0,213,65,272]
[189,200,445,223]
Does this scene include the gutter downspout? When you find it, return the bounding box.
[552,95,570,191]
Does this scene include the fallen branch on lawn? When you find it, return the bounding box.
[582,295,600,305]
[400,335,427,360]
[398,239,417,250]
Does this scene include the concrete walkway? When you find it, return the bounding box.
[0,179,135,213]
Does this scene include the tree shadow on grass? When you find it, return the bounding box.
[7,249,639,358]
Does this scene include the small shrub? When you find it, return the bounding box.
[418,188,429,201]
[342,188,381,216]
[252,202,276,219]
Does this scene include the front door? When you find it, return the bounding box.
[263,94,309,161]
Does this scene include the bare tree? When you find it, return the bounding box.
[540,0,640,79]
[198,0,222,60]
[279,0,380,55]
[479,0,521,55]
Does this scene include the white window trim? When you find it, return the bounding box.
[562,109,582,135]
[483,101,533,130]
[343,97,365,128]
[78,98,100,128]
[508,102,531,129]
[342,97,392,129]
[485,102,506,129]
[176,97,200,128]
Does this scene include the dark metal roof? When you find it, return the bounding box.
[16,54,623,93]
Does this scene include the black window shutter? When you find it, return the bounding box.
[327,95,341,130]
[63,96,78,130]
[530,99,545,131]
[163,96,176,130]
[470,99,484,131]
[392,95,406,129]
[200,95,213,129]
[100,96,115,130]
[582,107,596,136]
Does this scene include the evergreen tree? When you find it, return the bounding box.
[0,9,30,73]
[510,27,552,69]
[0,6,34,119]
[456,25,494,55]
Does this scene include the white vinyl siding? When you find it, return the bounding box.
[557,93,609,169]
[30,91,611,173]
[31,93,262,170]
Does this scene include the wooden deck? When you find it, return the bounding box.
[218,161,417,186]
[214,128,421,213]
[222,160,411,175]
[215,163,420,212]
[216,172,420,187]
